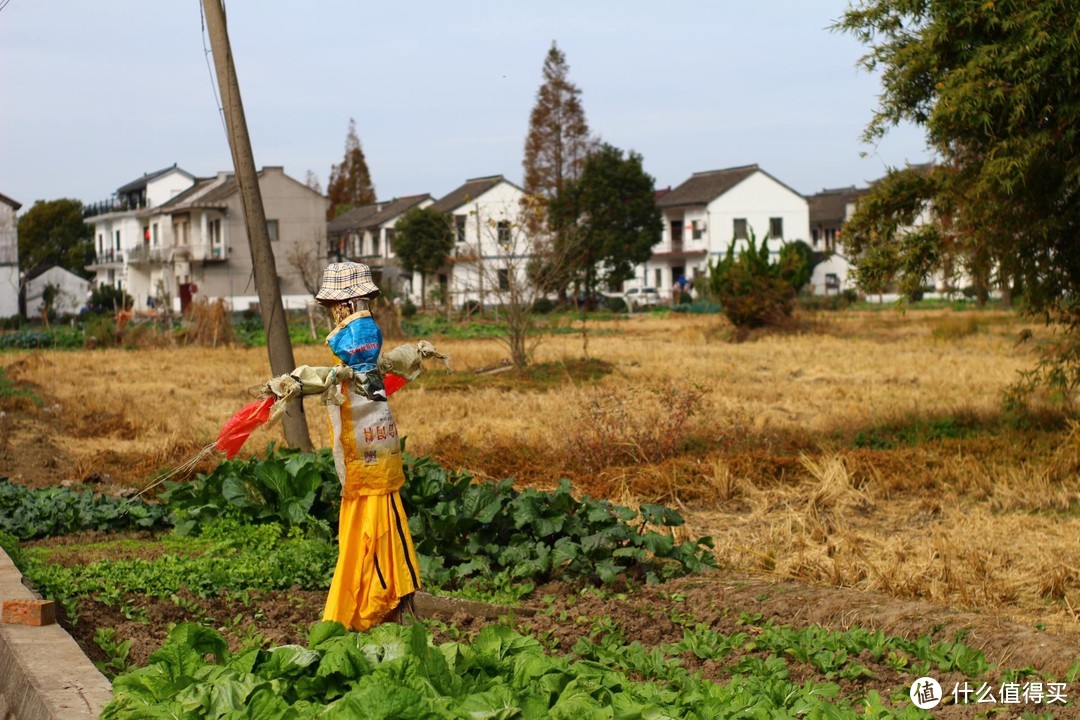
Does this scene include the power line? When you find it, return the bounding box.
[199,0,229,140]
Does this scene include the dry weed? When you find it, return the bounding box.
[2,310,1077,635]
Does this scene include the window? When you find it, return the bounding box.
[372,233,380,256]
[455,215,467,243]
[825,273,840,290]
[654,268,662,289]
[151,223,159,247]
[498,268,510,291]
[266,219,279,242]
[497,220,511,247]
[769,217,783,240]
[691,220,704,240]
[733,218,748,240]
[384,228,395,255]
[97,234,104,254]
[811,228,819,248]
[670,219,684,245]
[210,219,223,257]
[114,230,121,250]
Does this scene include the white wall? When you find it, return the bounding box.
[0,201,18,317]
[25,267,90,317]
[0,266,18,317]
[810,253,854,296]
[708,171,809,258]
[145,170,195,208]
[404,181,526,307]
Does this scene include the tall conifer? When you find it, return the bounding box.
[326,118,376,220]
[523,42,591,210]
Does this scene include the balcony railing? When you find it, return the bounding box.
[83,197,148,219]
[128,245,168,265]
[172,243,228,262]
[91,249,124,265]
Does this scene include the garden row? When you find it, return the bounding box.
[1,450,1073,718]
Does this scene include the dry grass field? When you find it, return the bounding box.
[2,308,1078,648]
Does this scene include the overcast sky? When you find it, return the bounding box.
[0,1,931,210]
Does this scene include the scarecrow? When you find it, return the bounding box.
[209,262,449,631]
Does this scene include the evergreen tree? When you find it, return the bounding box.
[17,198,92,276]
[523,42,591,211]
[548,143,661,302]
[393,207,454,309]
[326,118,376,220]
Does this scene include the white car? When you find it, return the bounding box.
[625,287,661,308]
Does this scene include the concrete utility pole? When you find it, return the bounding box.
[201,0,313,452]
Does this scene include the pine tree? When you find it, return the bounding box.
[523,42,591,211]
[326,118,376,220]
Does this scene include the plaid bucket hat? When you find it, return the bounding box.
[316,262,380,301]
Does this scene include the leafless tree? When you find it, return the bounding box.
[455,197,573,368]
[286,231,326,297]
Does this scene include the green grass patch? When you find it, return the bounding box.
[852,414,986,450]
[0,366,41,406]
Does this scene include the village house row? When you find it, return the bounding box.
[0,163,868,317]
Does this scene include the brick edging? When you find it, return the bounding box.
[0,546,112,720]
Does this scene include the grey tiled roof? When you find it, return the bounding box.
[369,194,432,227]
[430,175,507,213]
[657,165,760,208]
[808,186,868,227]
[326,194,432,236]
[158,177,218,209]
[115,164,190,195]
[327,203,381,235]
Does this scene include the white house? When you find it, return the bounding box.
[85,164,197,309]
[640,164,810,301]
[807,186,867,295]
[0,192,21,318]
[88,165,328,312]
[24,266,90,318]
[423,175,528,308]
[327,194,433,296]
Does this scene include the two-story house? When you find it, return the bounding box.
[85,164,198,309]
[426,175,527,308]
[637,164,809,301]
[88,166,327,312]
[153,167,328,312]
[327,194,433,295]
[0,192,21,318]
[807,186,868,295]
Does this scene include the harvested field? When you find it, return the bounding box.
[2,307,1078,656]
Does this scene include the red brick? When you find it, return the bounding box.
[2,599,56,626]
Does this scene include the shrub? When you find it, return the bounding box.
[531,297,556,314]
[604,295,628,312]
[87,285,133,314]
[707,230,808,336]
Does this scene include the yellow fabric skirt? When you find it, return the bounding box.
[322,490,421,632]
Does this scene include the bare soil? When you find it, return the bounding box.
[50,565,1078,717]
